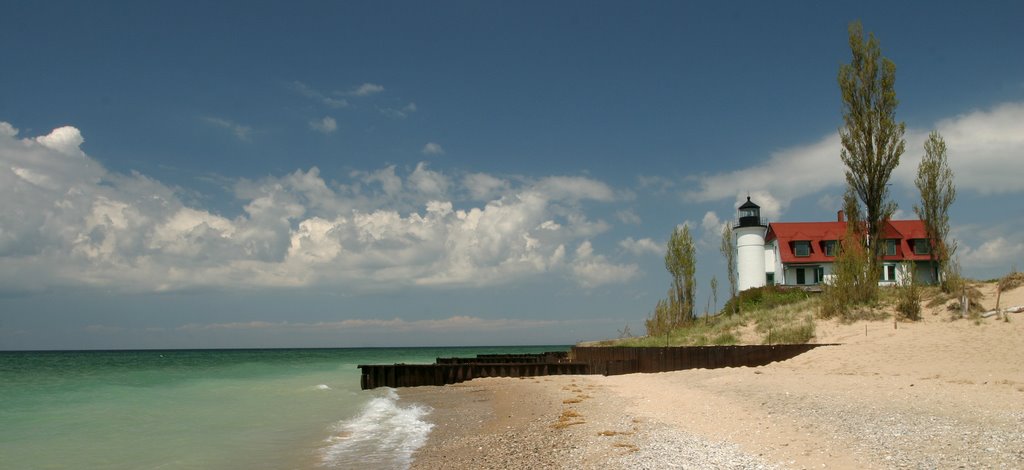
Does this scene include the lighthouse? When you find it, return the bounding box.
[734,197,767,291]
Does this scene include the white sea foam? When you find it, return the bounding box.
[315,384,331,390]
[319,388,433,469]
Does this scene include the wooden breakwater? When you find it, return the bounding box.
[570,344,832,376]
[435,352,568,364]
[359,362,588,389]
[359,353,580,389]
[357,345,833,389]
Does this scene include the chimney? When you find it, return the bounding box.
[837,210,845,223]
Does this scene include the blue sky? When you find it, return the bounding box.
[2,1,1023,350]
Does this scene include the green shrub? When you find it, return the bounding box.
[895,267,922,320]
[722,285,809,316]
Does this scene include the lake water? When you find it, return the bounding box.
[0,346,566,469]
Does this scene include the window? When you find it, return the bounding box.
[880,264,897,281]
[794,241,810,257]
[796,268,806,285]
[815,267,824,284]
[823,240,837,257]
[913,240,930,255]
[766,273,775,286]
[885,239,897,256]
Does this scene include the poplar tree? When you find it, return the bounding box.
[720,224,737,315]
[645,225,697,336]
[838,21,905,275]
[914,130,957,291]
[665,225,696,324]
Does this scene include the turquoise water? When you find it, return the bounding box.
[0,346,566,469]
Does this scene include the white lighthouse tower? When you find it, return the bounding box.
[734,197,767,291]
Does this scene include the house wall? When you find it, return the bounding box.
[780,263,834,286]
[914,262,938,285]
[764,239,783,284]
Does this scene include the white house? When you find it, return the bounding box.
[734,198,938,290]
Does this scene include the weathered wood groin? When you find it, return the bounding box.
[570,344,832,376]
[357,344,833,389]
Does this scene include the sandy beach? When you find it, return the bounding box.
[402,284,1024,469]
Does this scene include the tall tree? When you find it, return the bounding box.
[665,225,696,324]
[914,130,957,291]
[838,21,905,271]
[719,224,737,315]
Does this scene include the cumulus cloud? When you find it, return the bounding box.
[701,211,723,233]
[0,122,629,294]
[408,162,449,197]
[354,165,403,197]
[309,116,337,134]
[462,173,509,201]
[35,126,86,156]
[421,142,444,155]
[202,117,252,141]
[619,237,662,256]
[571,241,639,287]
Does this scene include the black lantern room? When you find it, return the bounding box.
[735,197,766,228]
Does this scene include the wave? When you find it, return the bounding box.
[319,388,433,469]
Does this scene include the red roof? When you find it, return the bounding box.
[766,219,933,264]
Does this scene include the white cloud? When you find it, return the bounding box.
[960,237,1024,270]
[701,211,722,233]
[381,102,417,119]
[907,102,1024,194]
[571,240,639,287]
[421,142,444,155]
[684,133,841,218]
[309,116,337,134]
[354,165,403,197]
[0,122,630,293]
[350,83,384,96]
[534,176,617,202]
[686,101,1024,218]
[619,237,662,256]
[202,117,252,141]
[408,162,449,197]
[615,209,642,225]
[290,81,348,108]
[35,126,85,156]
[463,172,510,201]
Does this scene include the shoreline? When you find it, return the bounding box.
[402,286,1024,469]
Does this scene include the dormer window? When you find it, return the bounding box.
[823,240,837,257]
[884,239,897,256]
[913,239,930,255]
[794,241,811,257]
